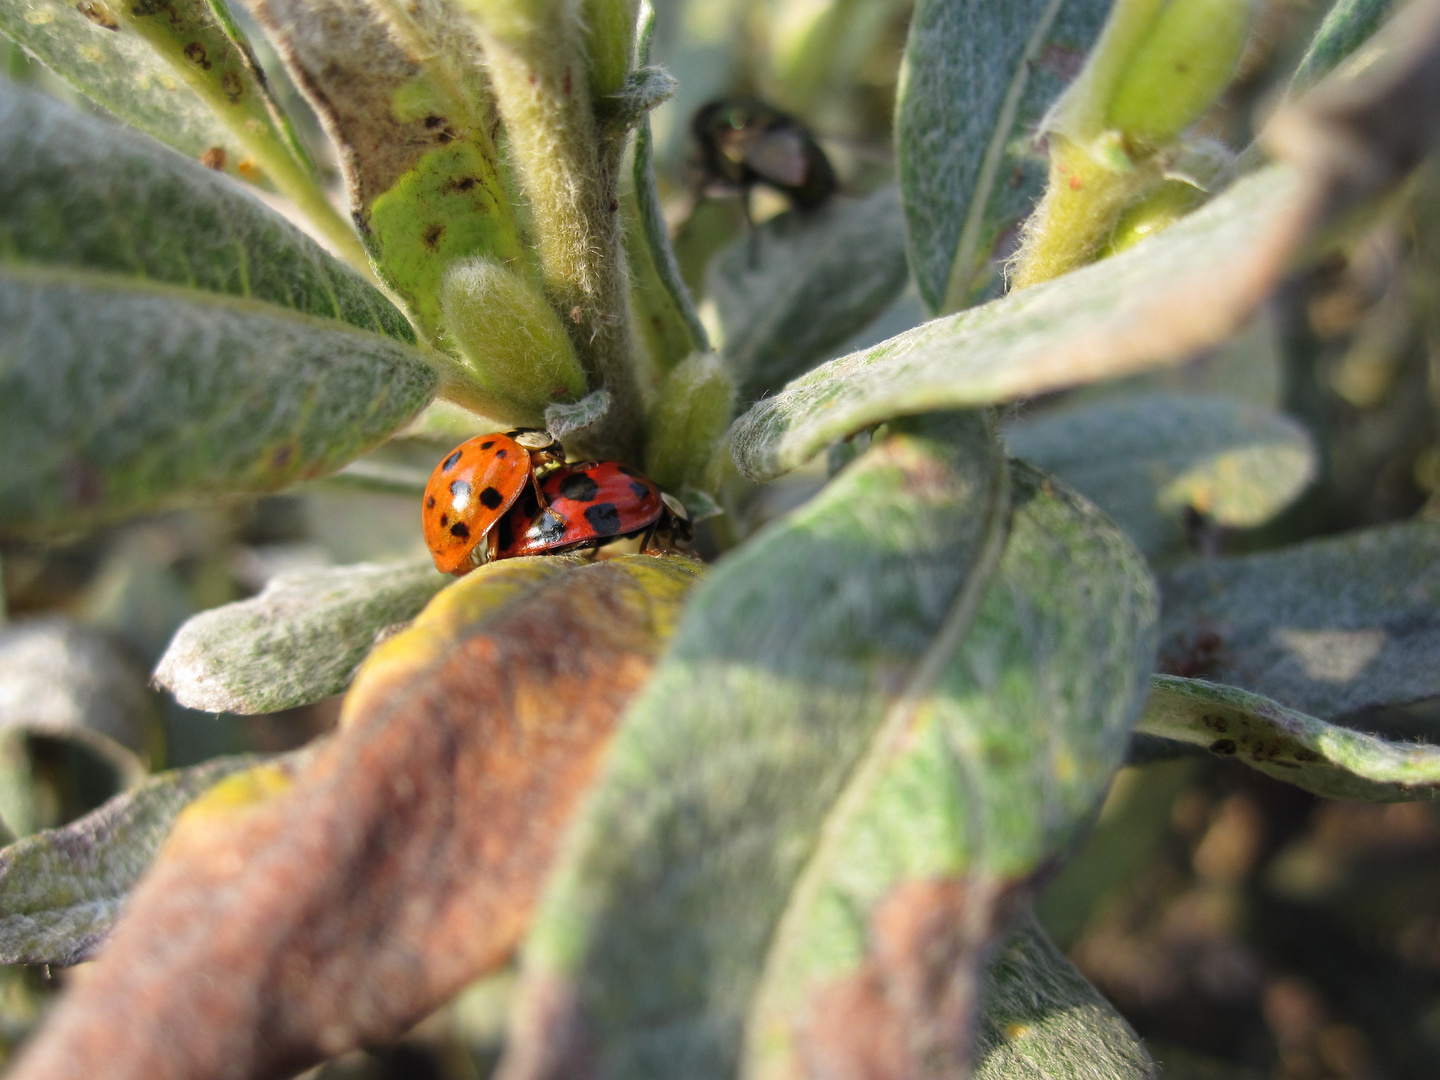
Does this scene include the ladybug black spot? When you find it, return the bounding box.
[481,440,495,450]
[479,486,504,510]
[584,503,621,536]
[616,464,642,477]
[495,516,514,551]
[442,450,462,471]
[559,472,600,502]
[629,480,650,500]
[538,511,567,542]
[425,495,436,508]
[450,521,471,540]
[495,449,507,458]
[439,514,449,527]
[449,479,471,501]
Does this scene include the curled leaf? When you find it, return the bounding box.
[503,414,1006,1080]
[730,166,1316,482]
[1006,394,1316,561]
[154,559,448,715]
[0,753,264,966]
[1140,675,1440,801]
[1158,518,1440,718]
[9,554,701,1080]
[0,617,154,781]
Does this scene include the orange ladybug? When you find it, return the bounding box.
[421,429,564,574]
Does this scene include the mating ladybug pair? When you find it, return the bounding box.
[421,429,691,576]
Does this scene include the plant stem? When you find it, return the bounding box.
[461,0,644,461]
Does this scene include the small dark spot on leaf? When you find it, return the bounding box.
[183,42,210,69]
[444,176,480,193]
[1209,739,1237,756]
[1202,714,1229,733]
[442,450,463,471]
[560,473,599,502]
[77,3,118,30]
[271,443,294,470]
[422,223,446,248]
[423,115,446,129]
[608,198,619,212]
[450,521,471,540]
[479,486,504,510]
[435,128,456,144]
[1293,748,1321,762]
[200,147,227,171]
[584,503,621,536]
[1267,759,1301,769]
[220,71,243,103]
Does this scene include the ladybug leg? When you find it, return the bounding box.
[529,470,567,528]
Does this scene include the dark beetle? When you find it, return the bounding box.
[690,99,838,213]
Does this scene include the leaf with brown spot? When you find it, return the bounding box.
[1139,675,1440,801]
[499,413,1157,1080]
[245,0,530,342]
[7,553,702,1080]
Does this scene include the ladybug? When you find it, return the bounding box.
[490,461,692,562]
[690,98,837,213]
[421,429,565,574]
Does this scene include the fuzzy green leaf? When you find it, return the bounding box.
[247,0,528,344]
[0,83,435,538]
[0,753,264,966]
[707,187,910,404]
[897,0,1112,313]
[1291,0,1397,91]
[739,461,1157,1080]
[1159,519,1440,719]
[975,914,1153,1079]
[1140,675,1440,801]
[502,416,1157,1080]
[154,559,448,715]
[0,0,303,188]
[730,165,1315,483]
[503,413,1005,1080]
[1006,394,1315,561]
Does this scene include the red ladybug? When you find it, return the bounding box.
[421,429,564,574]
[490,461,691,561]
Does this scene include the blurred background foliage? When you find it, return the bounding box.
[3,0,1440,1077]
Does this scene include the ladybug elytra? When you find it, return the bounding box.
[421,429,564,574]
[489,460,691,562]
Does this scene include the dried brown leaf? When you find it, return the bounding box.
[8,553,701,1080]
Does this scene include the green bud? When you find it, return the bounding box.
[1102,179,1207,255]
[644,352,736,496]
[438,257,589,426]
[1106,0,1254,149]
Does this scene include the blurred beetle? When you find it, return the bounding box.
[690,99,838,215]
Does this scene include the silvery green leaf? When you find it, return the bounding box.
[1292,0,1397,92]
[0,617,153,782]
[0,82,435,538]
[503,418,1158,1080]
[0,753,269,966]
[1140,675,1440,801]
[707,186,910,402]
[975,913,1154,1079]
[1159,519,1440,719]
[897,0,1111,312]
[730,166,1315,483]
[154,559,447,714]
[1006,394,1315,561]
